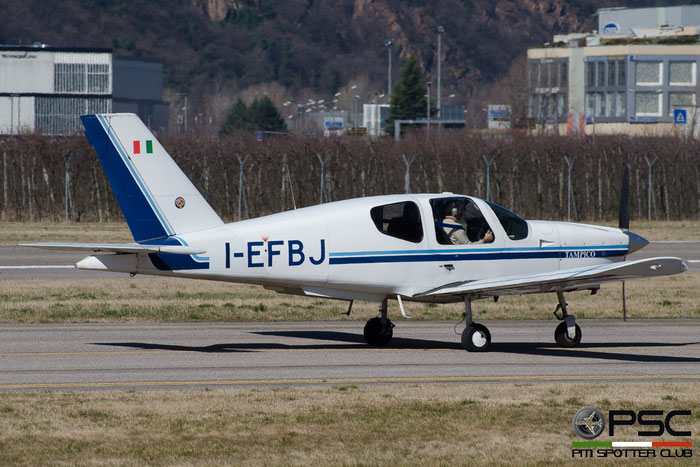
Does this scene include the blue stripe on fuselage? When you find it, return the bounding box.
[81,115,171,242]
[328,249,628,265]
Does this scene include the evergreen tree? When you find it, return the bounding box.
[220,96,286,135]
[219,98,250,135]
[386,56,428,133]
[249,96,286,131]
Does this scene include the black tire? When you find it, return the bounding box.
[363,317,393,346]
[555,322,582,347]
[461,323,491,352]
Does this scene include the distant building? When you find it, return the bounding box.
[528,4,700,135]
[362,104,389,138]
[0,44,168,135]
[305,110,349,137]
[112,57,169,132]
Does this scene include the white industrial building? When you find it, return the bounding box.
[0,44,168,135]
[528,4,700,135]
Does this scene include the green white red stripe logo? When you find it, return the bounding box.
[572,441,692,447]
[133,140,153,154]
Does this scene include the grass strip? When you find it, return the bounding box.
[0,382,697,465]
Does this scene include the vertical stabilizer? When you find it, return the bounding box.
[81,113,223,242]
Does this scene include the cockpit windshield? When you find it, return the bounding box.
[485,201,528,240]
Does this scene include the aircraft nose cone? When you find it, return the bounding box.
[625,231,649,254]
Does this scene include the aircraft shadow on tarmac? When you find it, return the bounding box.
[93,330,700,364]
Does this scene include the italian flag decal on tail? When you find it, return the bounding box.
[133,140,153,154]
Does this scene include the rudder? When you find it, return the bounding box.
[81,113,223,242]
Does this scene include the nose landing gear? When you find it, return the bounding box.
[553,291,582,347]
[461,298,491,352]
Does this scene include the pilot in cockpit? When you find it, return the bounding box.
[441,202,494,245]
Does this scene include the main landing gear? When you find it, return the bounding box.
[553,290,582,347]
[461,298,491,352]
[363,298,394,346]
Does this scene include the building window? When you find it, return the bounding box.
[597,61,606,87]
[557,94,567,116]
[54,63,110,94]
[87,64,110,93]
[617,61,626,86]
[35,97,111,135]
[635,92,662,116]
[669,92,696,115]
[635,61,662,86]
[606,93,615,117]
[595,92,605,117]
[559,62,568,88]
[587,62,595,88]
[669,61,696,86]
[616,92,626,117]
[607,62,617,87]
[54,63,86,93]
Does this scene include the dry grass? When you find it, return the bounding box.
[2,220,700,244]
[595,219,700,242]
[0,382,697,465]
[0,222,132,244]
[0,272,698,324]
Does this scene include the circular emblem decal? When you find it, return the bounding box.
[573,406,606,439]
[174,197,186,209]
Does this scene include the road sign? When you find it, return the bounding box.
[674,109,687,124]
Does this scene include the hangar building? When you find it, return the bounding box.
[0,44,168,135]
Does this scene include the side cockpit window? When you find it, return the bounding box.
[370,201,423,243]
[430,197,495,245]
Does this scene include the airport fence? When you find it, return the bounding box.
[0,131,698,223]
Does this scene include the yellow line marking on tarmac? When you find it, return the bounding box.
[2,374,699,390]
[0,348,455,357]
[1,320,699,331]
[538,345,700,351]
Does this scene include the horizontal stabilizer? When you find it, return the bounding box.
[416,257,688,299]
[20,242,206,255]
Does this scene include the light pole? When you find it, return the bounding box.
[426,81,432,129]
[384,38,395,97]
[436,26,444,122]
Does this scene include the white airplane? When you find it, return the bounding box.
[24,113,688,351]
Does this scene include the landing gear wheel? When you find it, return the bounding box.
[555,322,582,348]
[461,323,491,352]
[364,317,393,346]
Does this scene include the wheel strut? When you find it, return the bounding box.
[553,291,582,347]
[554,291,577,340]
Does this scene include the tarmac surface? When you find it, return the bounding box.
[0,320,698,390]
[0,242,698,391]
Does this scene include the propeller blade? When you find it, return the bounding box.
[619,166,630,230]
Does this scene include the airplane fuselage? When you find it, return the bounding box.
[77,194,636,303]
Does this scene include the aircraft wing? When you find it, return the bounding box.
[414,257,687,300]
[20,242,206,255]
